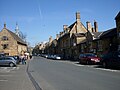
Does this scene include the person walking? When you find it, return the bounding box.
[21,54,26,65]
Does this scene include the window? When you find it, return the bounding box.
[2,44,9,49]
[0,57,4,60]
[5,57,12,60]
[97,40,103,51]
[2,36,8,41]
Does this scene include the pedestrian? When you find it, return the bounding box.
[30,55,32,59]
[21,55,26,65]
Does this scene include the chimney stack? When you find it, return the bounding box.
[56,34,59,40]
[67,28,70,32]
[60,32,62,37]
[94,20,98,32]
[92,27,95,32]
[4,23,6,28]
[63,25,68,33]
[76,12,80,22]
[86,21,92,32]
[49,36,52,43]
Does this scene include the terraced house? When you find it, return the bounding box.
[56,12,88,59]
[115,11,120,51]
[0,23,27,56]
[35,11,120,60]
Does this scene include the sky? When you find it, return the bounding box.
[0,0,120,47]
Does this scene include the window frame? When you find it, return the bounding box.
[2,36,8,41]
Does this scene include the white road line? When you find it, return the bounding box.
[0,75,12,77]
[58,61,120,72]
[94,68,120,72]
[74,63,120,72]
[0,67,19,73]
[0,79,8,82]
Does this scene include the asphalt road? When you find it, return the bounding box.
[0,64,35,90]
[28,56,120,90]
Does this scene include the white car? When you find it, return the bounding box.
[53,55,62,60]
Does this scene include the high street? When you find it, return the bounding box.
[0,64,35,90]
[28,56,120,90]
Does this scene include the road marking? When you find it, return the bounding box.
[74,63,120,72]
[0,67,19,73]
[0,79,8,82]
[94,68,120,72]
[0,75,12,77]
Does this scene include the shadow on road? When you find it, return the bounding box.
[74,62,120,71]
[94,65,120,70]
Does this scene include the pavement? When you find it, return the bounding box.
[0,60,35,90]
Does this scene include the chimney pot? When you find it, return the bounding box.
[94,20,98,32]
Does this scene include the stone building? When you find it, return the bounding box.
[99,28,117,54]
[85,21,103,54]
[0,23,27,56]
[43,11,119,60]
[57,12,87,59]
[115,11,120,51]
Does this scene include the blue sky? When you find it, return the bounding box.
[0,0,120,47]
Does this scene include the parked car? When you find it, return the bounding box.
[47,54,54,59]
[12,56,21,64]
[100,51,120,68]
[0,56,17,67]
[43,54,48,58]
[79,53,100,64]
[0,53,5,57]
[53,55,62,60]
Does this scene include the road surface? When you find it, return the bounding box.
[28,56,120,90]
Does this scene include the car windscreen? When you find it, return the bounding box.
[86,54,95,57]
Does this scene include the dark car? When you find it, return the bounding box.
[0,56,17,67]
[79,53,100,64]
[47,54,54,59]
[100,51,120,68]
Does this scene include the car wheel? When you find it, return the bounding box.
[9,63,14,67]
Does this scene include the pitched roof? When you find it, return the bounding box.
[68,21,76,29]
[6,29,27,45]
[115,11,120,20]
[92,32,103,39]
[58,32,70,40]
[100,28,117,38]
[68,21,87,33]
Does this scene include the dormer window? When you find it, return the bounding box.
[2,36,8,41]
